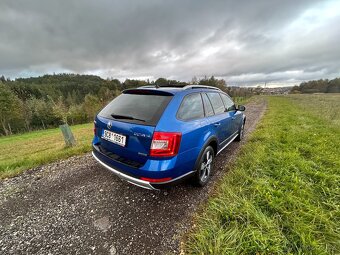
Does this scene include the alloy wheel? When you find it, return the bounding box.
[199,150,213,182]
[240,122,245,139]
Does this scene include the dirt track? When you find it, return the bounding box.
[0,99,266,255]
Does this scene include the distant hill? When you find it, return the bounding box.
[2,73,120,102]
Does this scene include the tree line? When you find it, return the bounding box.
[290,78,340,94]
[0,74,255,136]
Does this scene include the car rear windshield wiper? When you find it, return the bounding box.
[111,114,146,122]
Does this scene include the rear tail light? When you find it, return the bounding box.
[150,132,182,157]
[94,125,97,136]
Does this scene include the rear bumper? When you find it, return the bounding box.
[92,150,195,190]
[92,151,157,190]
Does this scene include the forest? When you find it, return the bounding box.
[0,74,255,136]
[290,77,340,94]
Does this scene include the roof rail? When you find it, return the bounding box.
[138,85,157,88]
[183,85,221,91]
[137,84,186,89]
[137,85,221,91]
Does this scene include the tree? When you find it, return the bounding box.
[68,105,87,125]
[290,78,340,94]
[65,92,76,107]
[0,75,6,83]
[191,76,198,85]
[155,78,169,86]
[0,84,22,135]
[52,96,68,124]
[21,99,34,131]
[83,94,101,120]
[198,76,227,92]
[29,98,56,129]
[98,87,115,104]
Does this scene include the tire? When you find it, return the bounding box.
[192,146,214,187]
[235,120,245,142]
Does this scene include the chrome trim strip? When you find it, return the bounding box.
[216,132,239,155]
[183,85,221,91]
[92,152,157,190]
[219,130,237,145]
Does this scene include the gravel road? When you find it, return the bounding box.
[0,99,266,255]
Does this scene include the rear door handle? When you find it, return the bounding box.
[213,122,221,127]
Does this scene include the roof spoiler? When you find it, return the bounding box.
[123,88,174,96]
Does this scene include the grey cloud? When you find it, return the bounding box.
[0,0,339,85]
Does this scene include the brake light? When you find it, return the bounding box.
[94,125,97,136]
[150,132,182,157]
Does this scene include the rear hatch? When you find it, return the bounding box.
[94,89,173,166]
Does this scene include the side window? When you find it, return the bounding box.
[177,93,204,120]
[207,92,225,114]
[220,93,236,111]
[202,93,214,117]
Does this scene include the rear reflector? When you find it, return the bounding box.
[140,177,172,183]
[150,132,182,157]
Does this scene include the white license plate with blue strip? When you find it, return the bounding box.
[102,130,126,147]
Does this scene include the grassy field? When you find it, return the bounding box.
[184,95,340,254]
[288,93,340,126]
[0,123,93,178]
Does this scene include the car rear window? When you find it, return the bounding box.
[98,93,173,126]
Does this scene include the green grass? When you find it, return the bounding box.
[184,95,340,254]
[287,93,340,126]
[0,123,93,178]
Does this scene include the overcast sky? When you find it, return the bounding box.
[1,0,339,86]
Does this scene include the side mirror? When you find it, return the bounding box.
[225,105,237,112]
[237,105,246,111]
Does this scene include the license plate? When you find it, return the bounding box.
[102,130,126,147]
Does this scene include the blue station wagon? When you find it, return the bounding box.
[92,85,246,190]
